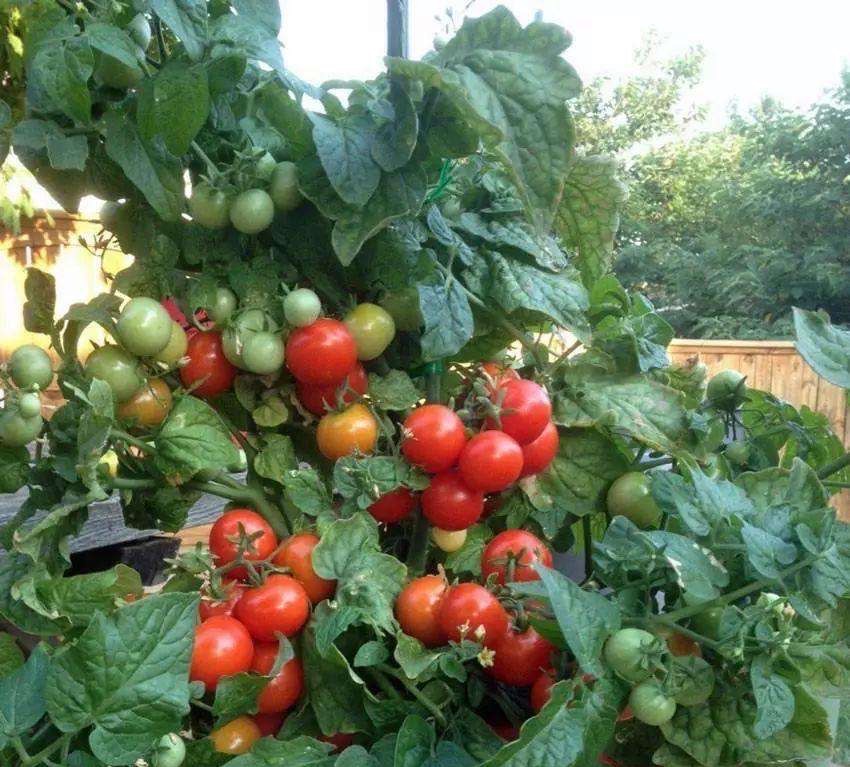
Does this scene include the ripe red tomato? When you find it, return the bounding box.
[487,379,551,445]
[481,529,553,585]
[199,583,245,621]
[252,712,284,737]
[438,583,509,647]
[190,615,254,691]
[488,719,520,742]
[421,471,484,531]
[519,422,559,477]
[296,363,368,415]
[458,431,523,492]
[319,733,355,752]
[180,331,237,398]
[530,669,555,712]
[235,575,311,641]
[369,487,416,524]
[209,508,278,581]
[480,362,520,389]
[395,574,447,648]
[272,532,336,604]
[251,642,304,713]
[488,626,554,686]
[401,405,467,473]
[285,318,357,386]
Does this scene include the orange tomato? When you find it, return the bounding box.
[316,403,378,460]
[273,532,336,604]
[117,377,173,428]
[210,715,261,754]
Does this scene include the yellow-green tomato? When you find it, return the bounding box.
[155,322,189,366]
[240,331,285,375]
[269,161,303,212]
[8,345,53,390]
[431,527,467,553]
[189,184,231,229]
[344,303,396,361]
[606,472,662,529]
[84,345,145,403]
[17,392,41,419]
[229,189,275,234]
[0,411,43,447]
[117,297,173,357]
[208,287,238,326]
[706,370,747,411]
[629,681,677,726]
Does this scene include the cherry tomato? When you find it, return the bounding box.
[663,631,702,658]
[530,670,555,712]
[241,332,285,375]
[316,403,378,461]
[154,732,185,767]
[629,681,677,726]
[486,379,552,445]
[369,487,416,524]
[273,532,336,604]
[252,712,284,737]
[284,288,321,327]
[209,508,278,581]
[421,470,483,531]
[297,364,368,416]
[489,720,519,742]
[286,318,357,386]
[603,628,662,683]
[438,583,509,647]
[117,297,173,357]
[198,583,245,621]
[230,189,275,234]
[222,309,274,367]
[689,606,725,640]
[208,287,238,325]
[344,303,396,361]
[270,162,303,212]
[459,431,523,493]
[706,369,747,412]
[210,715,261,755]
[255,152,277,180]
[401,405,467,473]
[189,184,231,229]
[519,422,559,477]
[480,362,520,390]
[431,527,467,552]
[155,321,189,366]
[481,529,553,585]
[117,377,173,428]
[318,733,354,752]
[180,331,237,399]
[606,472,661,529]
[0,411,42,447]
[190,615,254,691]
[488,626,554,687]
[395,575,447,648]
[251,642,304,713]
[8,344,53,390]
[235,575,311,641]
[85,345,144,403]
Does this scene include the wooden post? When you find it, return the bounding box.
[386,0,409,58]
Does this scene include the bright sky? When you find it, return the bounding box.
[281,0,850,124]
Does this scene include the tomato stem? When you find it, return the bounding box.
[377,664,447,727]
[817,452,850,479]
[110,429,155,454]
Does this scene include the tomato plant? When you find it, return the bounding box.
[530,670,555,712]
[117,377,173,428]
[251,642,304,713]
[344,303,396,361]
[458,430,523,493]
[369,487,416,524]
[7,344,53,390]
[296,363,368,416]
[487,626,554,687]
[316,403,378,460]
[486,379,551,445]
[116,297,173,357]
[519,422,559,477]
[605,472,662,529]
[210,716,262,754]
[84,345,144,402]
[628,681,677,726]
[284,288,322,328]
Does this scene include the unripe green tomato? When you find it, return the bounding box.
[117,297,173,357]
[606,472,661,528]
[208,287,238,326]
[255,152,277,180]
[603,628,660,683]
[17,392,41,419]
[94,53,143,89]
[230,189,275,234]
[155,322,189,366]
[269,161,303,212]
[344,303,396,361]
[222,308,270,366]
[378,289,422,332]
[189,184,231,229]
[689,606,725,640]
[240,331,285,375]
[706,370,747,412]
[127,13,152,50]
[283,288,321,327]
[442,197,462,220]
[431,527,467,553]
[99,201,122,231]
[8,345,53,390]
[84,345,145,403]
[0,411,43,447]
[154,733,186,767]
[629,681,677,726]
[725,440,750,466]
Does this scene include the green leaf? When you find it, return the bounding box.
[642,530,729,603]
[22,266,56,336]
[444,524,490,577]
[138,62,210,156]
[751,656,795,740]
[155,397,239,484]
[0,634,24,678]
[85,23,141,68]
[42,565,143,627]
[30,37,93,124]
[0,445,30,494]
[367,370,422,411]
[223,736,335,766]
[45,133,88,170]
[309,113,380,206]
[371,85,418,173]
[312,514,407,637]
[333,456,423,510]
[394,715,434,767]
[454,212,566,271]
[254,434,297,483]
[44,593,197,765]
[740,523,798,580]
[0,646,48,748]
[0,556,61,636]
[353,641,390,668]
[417,279,474,361]
[446,709,503,762]
[253,395,289,427]
[394,633,440,680]
[104,110,184,221]
[212,673,264,723]
[150,0,208,61]
[555,156,628,287]
[793,308,850,389]
[282,468,332,517]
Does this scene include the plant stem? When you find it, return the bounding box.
[634,456,673,470]
[368,668,402,700]
[191,141,219,179]
[110,429,154,454]
[823,481,850,489]
[643,615,721,651]
[19,734,71,767]
[581,515,593,580]
[110,476,159,491]
[377,664,447,727]
[817,452,850,479]
[545,339,583,378]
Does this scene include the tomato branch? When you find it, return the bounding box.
[377,664,447,727]
[110,429,155,454]
[817,452,850,480]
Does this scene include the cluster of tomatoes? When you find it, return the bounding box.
[188,507,337,754]
[0,344,52,447]
[396,528,561,713]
